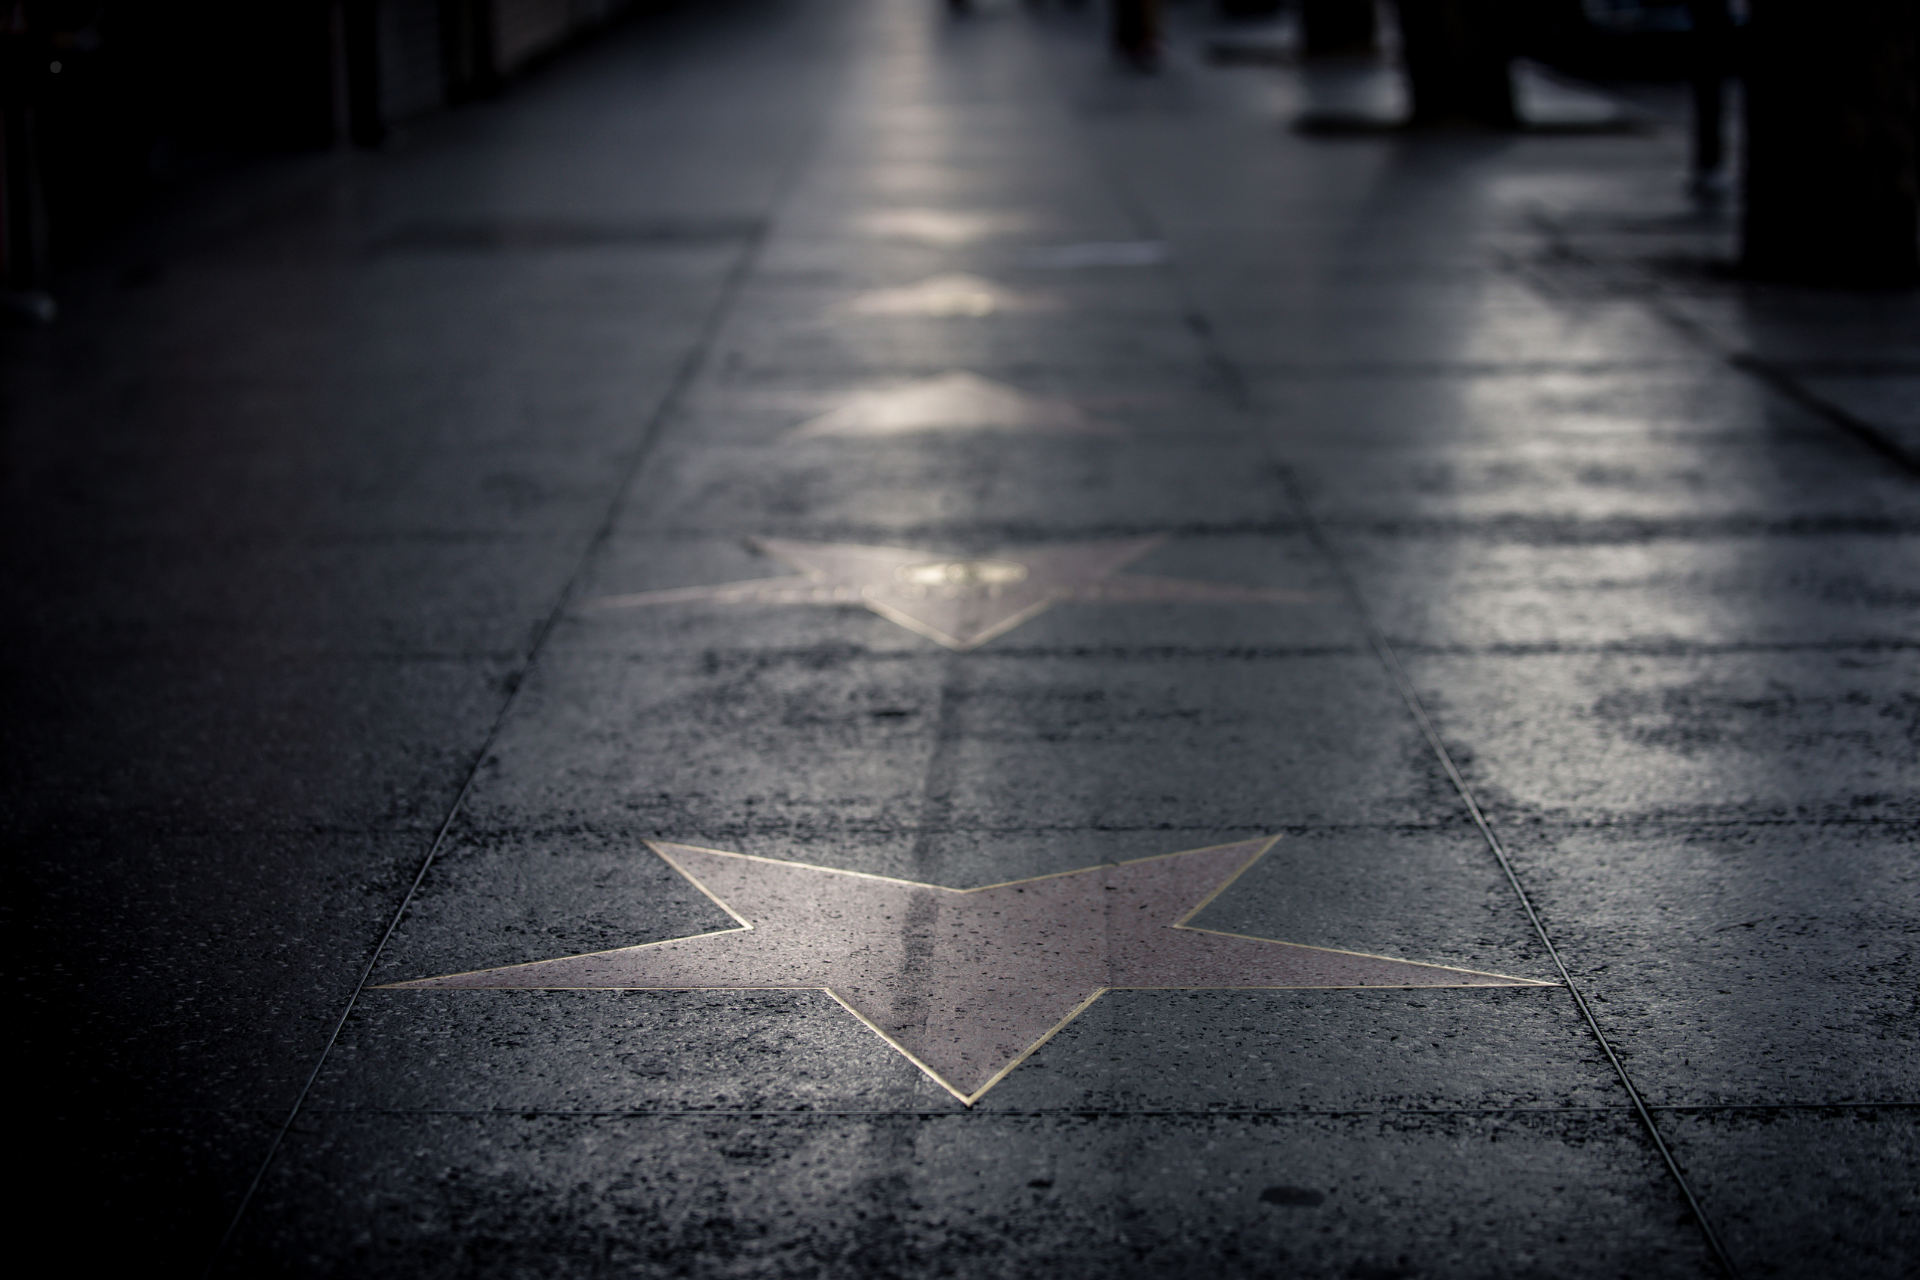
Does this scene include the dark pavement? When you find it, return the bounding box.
[5,2,1915,1276]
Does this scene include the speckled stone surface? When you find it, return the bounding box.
[6,1,1914,1277]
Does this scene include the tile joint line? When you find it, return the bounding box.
[1271,474,1748,1280]
[1526,212,1918,478]
[1055,95,1746,1280]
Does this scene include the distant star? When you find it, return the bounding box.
[385,837,1551,1104]
[842,274,1060,318]
[788,370,1107,439]
[587,535,1316,650]
[860,208,1029,246]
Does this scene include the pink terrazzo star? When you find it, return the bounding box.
[386,837,1550,1104]
[586,536,1318,650]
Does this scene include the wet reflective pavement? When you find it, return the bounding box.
[5,2,1915,1277]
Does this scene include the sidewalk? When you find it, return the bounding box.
[6,1,1914,1277]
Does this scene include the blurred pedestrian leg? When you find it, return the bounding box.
[1392,0,1518,128]
[1,4,54,324]
[1686,0,1734,200]
[1111,0,1160,69]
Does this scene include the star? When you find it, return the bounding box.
[787,370,1109,440]
[384,837,1551,1105]
[586,535,1318,650]
[842,274,1060,318]
[859,208,1029,246]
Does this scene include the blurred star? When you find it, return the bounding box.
[843,273,1059,317]
[788,370,1107,439]
[587,535,1318,649]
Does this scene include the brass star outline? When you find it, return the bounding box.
[585,535,1319,650]
[383,837,1553,1105]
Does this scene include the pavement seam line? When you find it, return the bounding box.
[199,103,831,1279]
[1048,61,1746,1278]
[1256,427,1749,1280]
[1327,599,1745,1280]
